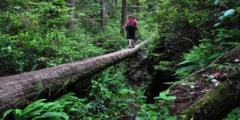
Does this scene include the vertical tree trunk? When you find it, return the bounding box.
[66,0,75,8]
[121,0,127,36]
[101,0,108,28]
[136,0,140,15]
[66,0,76,32]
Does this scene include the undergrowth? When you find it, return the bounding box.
[1,63,176,120]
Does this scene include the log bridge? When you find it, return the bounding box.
[0,41,147,114]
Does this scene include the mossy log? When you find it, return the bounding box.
[0,41,147,114]
[177,46,240,120]
[181,79,240,120]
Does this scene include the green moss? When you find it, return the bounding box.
[181,80,236,120]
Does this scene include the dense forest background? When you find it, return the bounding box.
[1,0,240,119]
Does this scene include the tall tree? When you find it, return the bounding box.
[114,0,118,6]
[66,0,75,7]
[66,0,76,31]
[121,0,127,36]
[101,0,108,28]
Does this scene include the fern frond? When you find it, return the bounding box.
[44,103,64,111]
[24,109,45,120]
[175,65,198,78]
[22,99,46,115]
[0,109,14,120]
[208,52,226,60]
[32,112,69,120]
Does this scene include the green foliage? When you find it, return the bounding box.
[175,26,240,78]
[213,0,240,27]
[136,104,177,120]
[175,38,225,78]
[224,107,240,120]
[135,90,177,120]
[154,61,175,72]
[215,28,240,46]
[92,23,127,51]
[0,0,106,76]
[1,99,69,120]
[212,63,240,72]
[0,109,14,120]
[154,90,176,102]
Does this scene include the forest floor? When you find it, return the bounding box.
[169,68,236,116]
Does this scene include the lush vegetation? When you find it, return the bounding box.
[1,0,240,119]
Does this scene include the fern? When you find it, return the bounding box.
[175,38,227,78]
[0,109,14,120]
[222,41,240,46]
[22,99,46,115]
[1,97,72,120]
[175,65,198,78]
[212,63,240,72]
[32,112,69,120]
[154,61,175,71]
[43,102,64,111]
[208,52,226,60]
[24,109,45,120]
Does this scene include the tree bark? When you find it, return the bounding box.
[121,0,127,37]
[0,41,147,114]
[66,0,76,32]
[101,0,108,28]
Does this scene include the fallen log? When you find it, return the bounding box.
[180,79,240,120]
[0,41,147,114]
[177,46,240,119]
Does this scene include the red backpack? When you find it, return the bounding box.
[126,14,137,31]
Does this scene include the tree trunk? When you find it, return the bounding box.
[180,79,240,120]
[0,41,147,114]
[66,0,76,32]
[173,46,240,119]
[121,0,127,36]
[101,0,108,28]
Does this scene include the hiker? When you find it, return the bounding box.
[125,14,138,48]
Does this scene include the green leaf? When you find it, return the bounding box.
[188,20,194,23]
[84,117,93,120]
[31,64,38,71]
[22,99,46,115]
[14,109,23,116]
[13,6,22,10]
[1,109,14,120]
[224,9,235,17]
[159,90,176,101]
[32,112,69,120]
[147,110,157,116]
[118,88,129,97]
[149,116,158,120]
[136,116,145,120]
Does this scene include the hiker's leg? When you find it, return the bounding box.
[131,39,135,48]
[131,30,136,48]
[128,39,132,48]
